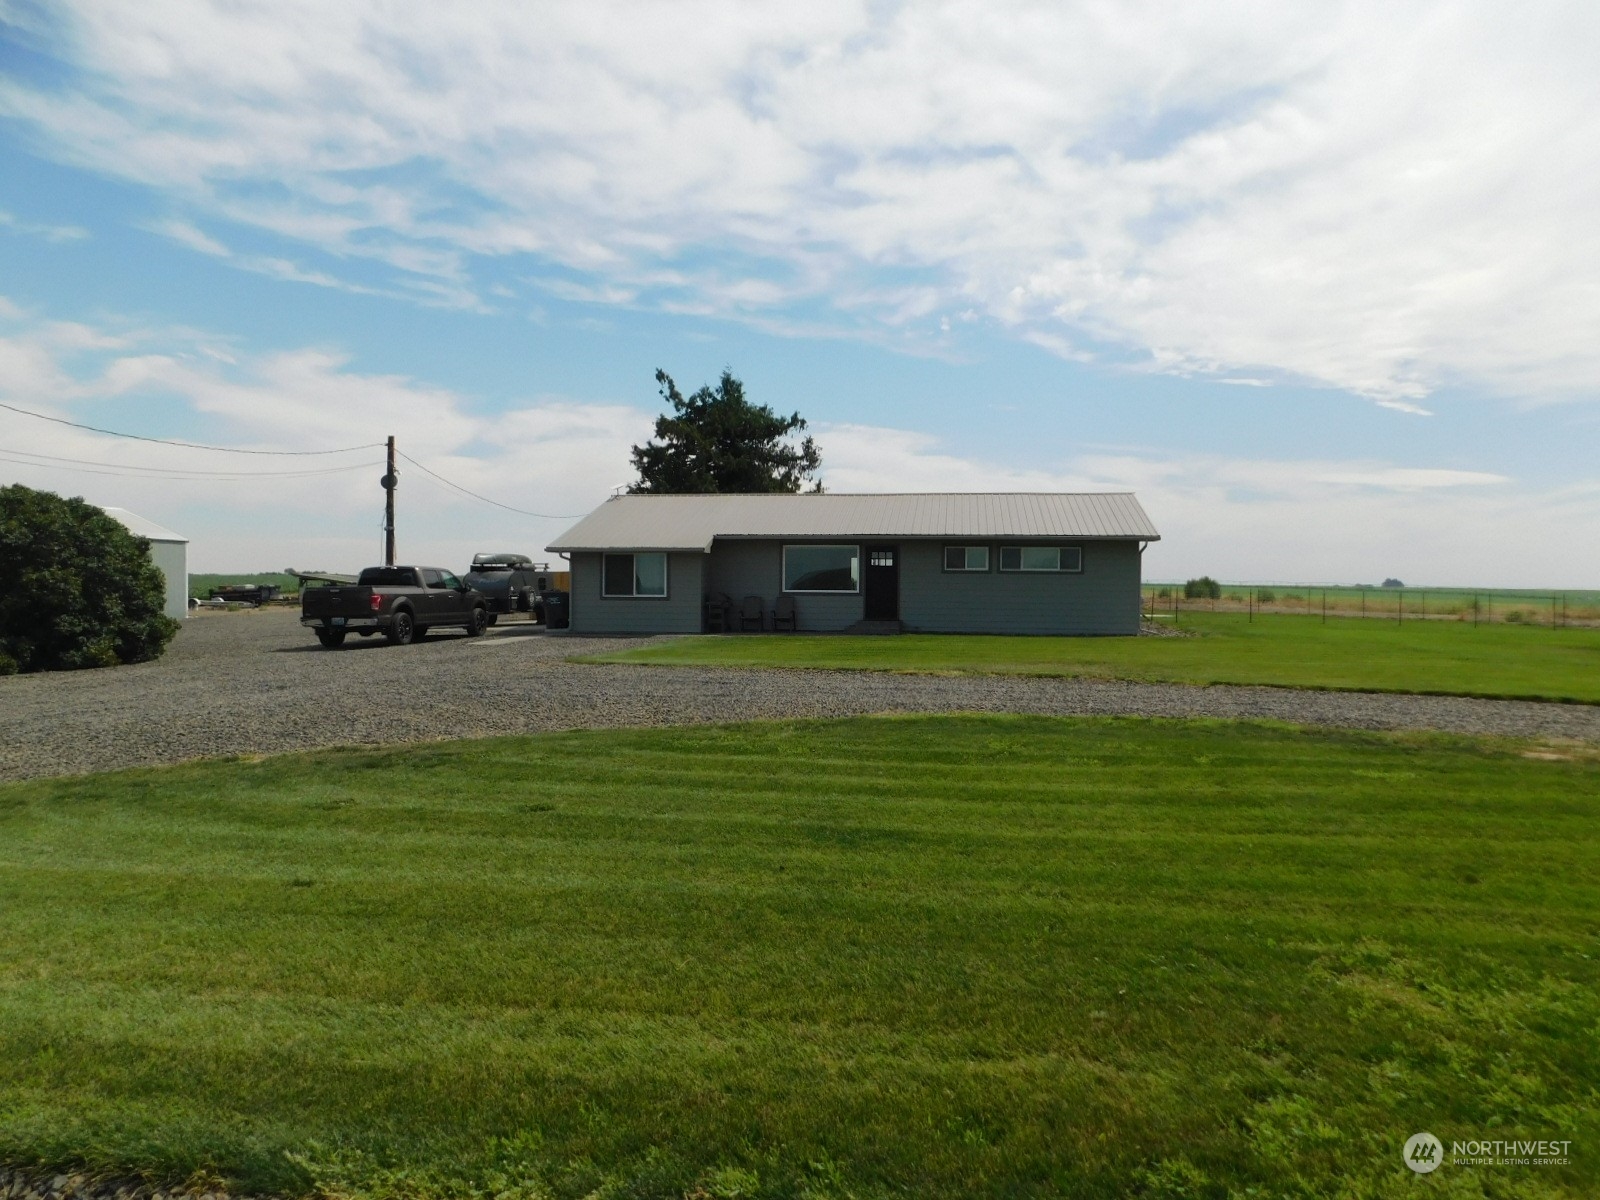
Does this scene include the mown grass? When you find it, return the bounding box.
[0,716,1597,1199]
[586,612,1600,703]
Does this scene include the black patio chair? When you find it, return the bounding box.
[772,594,797,631]
[739,594,765,631]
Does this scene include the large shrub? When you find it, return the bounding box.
[1184,576,1222,600]
[0,484,181,674]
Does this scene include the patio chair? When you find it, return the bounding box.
[739,594,765,631]
[772,593,798,631]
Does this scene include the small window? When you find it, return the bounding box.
[602,552,668,597]
[943,546,989,572]
[870,549,894,568]
[421,569,443,588]
[436,572,463,590]
[783,545,859,592]
[999,546,1083,572]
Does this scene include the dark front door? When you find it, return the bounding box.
[863,544,899,620]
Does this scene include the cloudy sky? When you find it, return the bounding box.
[1,1,1597,584]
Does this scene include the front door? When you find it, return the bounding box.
[863,544,899,620]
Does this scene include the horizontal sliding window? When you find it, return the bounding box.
[602,551,667,597]
[943,545,990,572]
[998,546,1083,573]
[783,544,859,593]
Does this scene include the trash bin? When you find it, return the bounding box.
[540,590,570,630]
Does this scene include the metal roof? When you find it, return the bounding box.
[101,506,188,543]
[548,492,1159,552]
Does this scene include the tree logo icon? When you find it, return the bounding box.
[1404,1132,1443,1173]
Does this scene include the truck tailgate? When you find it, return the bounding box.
[302,587,376,618]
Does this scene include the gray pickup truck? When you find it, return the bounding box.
[300,566,488,648]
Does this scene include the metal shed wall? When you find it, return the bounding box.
[148,540,189,622]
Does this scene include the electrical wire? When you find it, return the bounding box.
[0,453,383,482]
[396,450,582,519]
[0,401,382,455]
[1,447,383,478]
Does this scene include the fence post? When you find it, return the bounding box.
[1473,595,1479,628]
[1398,590,1403,625]
[1322,589,1327,624]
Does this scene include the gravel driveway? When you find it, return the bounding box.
[2,609,1598,782]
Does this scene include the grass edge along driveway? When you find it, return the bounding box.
[581,612,1600,704]
[1,714,1596,1199]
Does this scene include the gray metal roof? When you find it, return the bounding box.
[547,492,1159,552]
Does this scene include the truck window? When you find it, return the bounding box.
[438,572,463,590]
[358,567,420,586]
[421,569,444,589]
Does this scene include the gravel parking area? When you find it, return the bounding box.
[3,609,1599,782]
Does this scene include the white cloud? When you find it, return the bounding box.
[5,3,1598,402]
[0,208,89,242]
[819,423,1593,587]
[2,303,1594,586]
[0,303,649,570]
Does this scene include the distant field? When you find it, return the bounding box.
[590,612,1600,703]
[1144,583,1600,626]
[0,716,1595,1198]
[187,572,300,601]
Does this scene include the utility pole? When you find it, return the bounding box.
[382,435,398,566]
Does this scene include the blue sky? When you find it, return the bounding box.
[1,1,1597,584]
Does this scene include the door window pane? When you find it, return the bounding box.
[784,545,859,592]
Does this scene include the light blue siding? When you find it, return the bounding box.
[568,551,704,634]
[897,539,1143,634]
[704,540,864,631]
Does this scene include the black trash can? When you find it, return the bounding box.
[540,590,570,630]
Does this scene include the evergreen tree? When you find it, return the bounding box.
[630,369,822,493]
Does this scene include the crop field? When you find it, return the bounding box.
[591,612,1600,704]
[1,716,1595,1199]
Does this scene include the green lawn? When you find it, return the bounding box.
[586,612,1600,703]
[1,717,1596,1198]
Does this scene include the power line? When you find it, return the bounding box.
[396,450,582,519]
[0,401,382,455]
[0,453,382,482]
[1,447,382,478]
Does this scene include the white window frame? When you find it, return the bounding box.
[998,545,1084,573]
[601,551,669,598]
[782,544,860,594]
[942,545,991,572]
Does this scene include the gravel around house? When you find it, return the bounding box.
[3,609,1599,783]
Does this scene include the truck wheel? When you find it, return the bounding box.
[315,629,347,649]
[387,610,415,646]
[466,606,488,637]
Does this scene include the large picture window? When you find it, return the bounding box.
[602,552,668,597]
[943,545,990,572]
[783,544,859,592]
[999,546,1083,573]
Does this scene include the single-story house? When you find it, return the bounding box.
[546,492,1160,635]
[103,507,189,621]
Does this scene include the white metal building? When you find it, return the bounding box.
[103,507,190,621]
